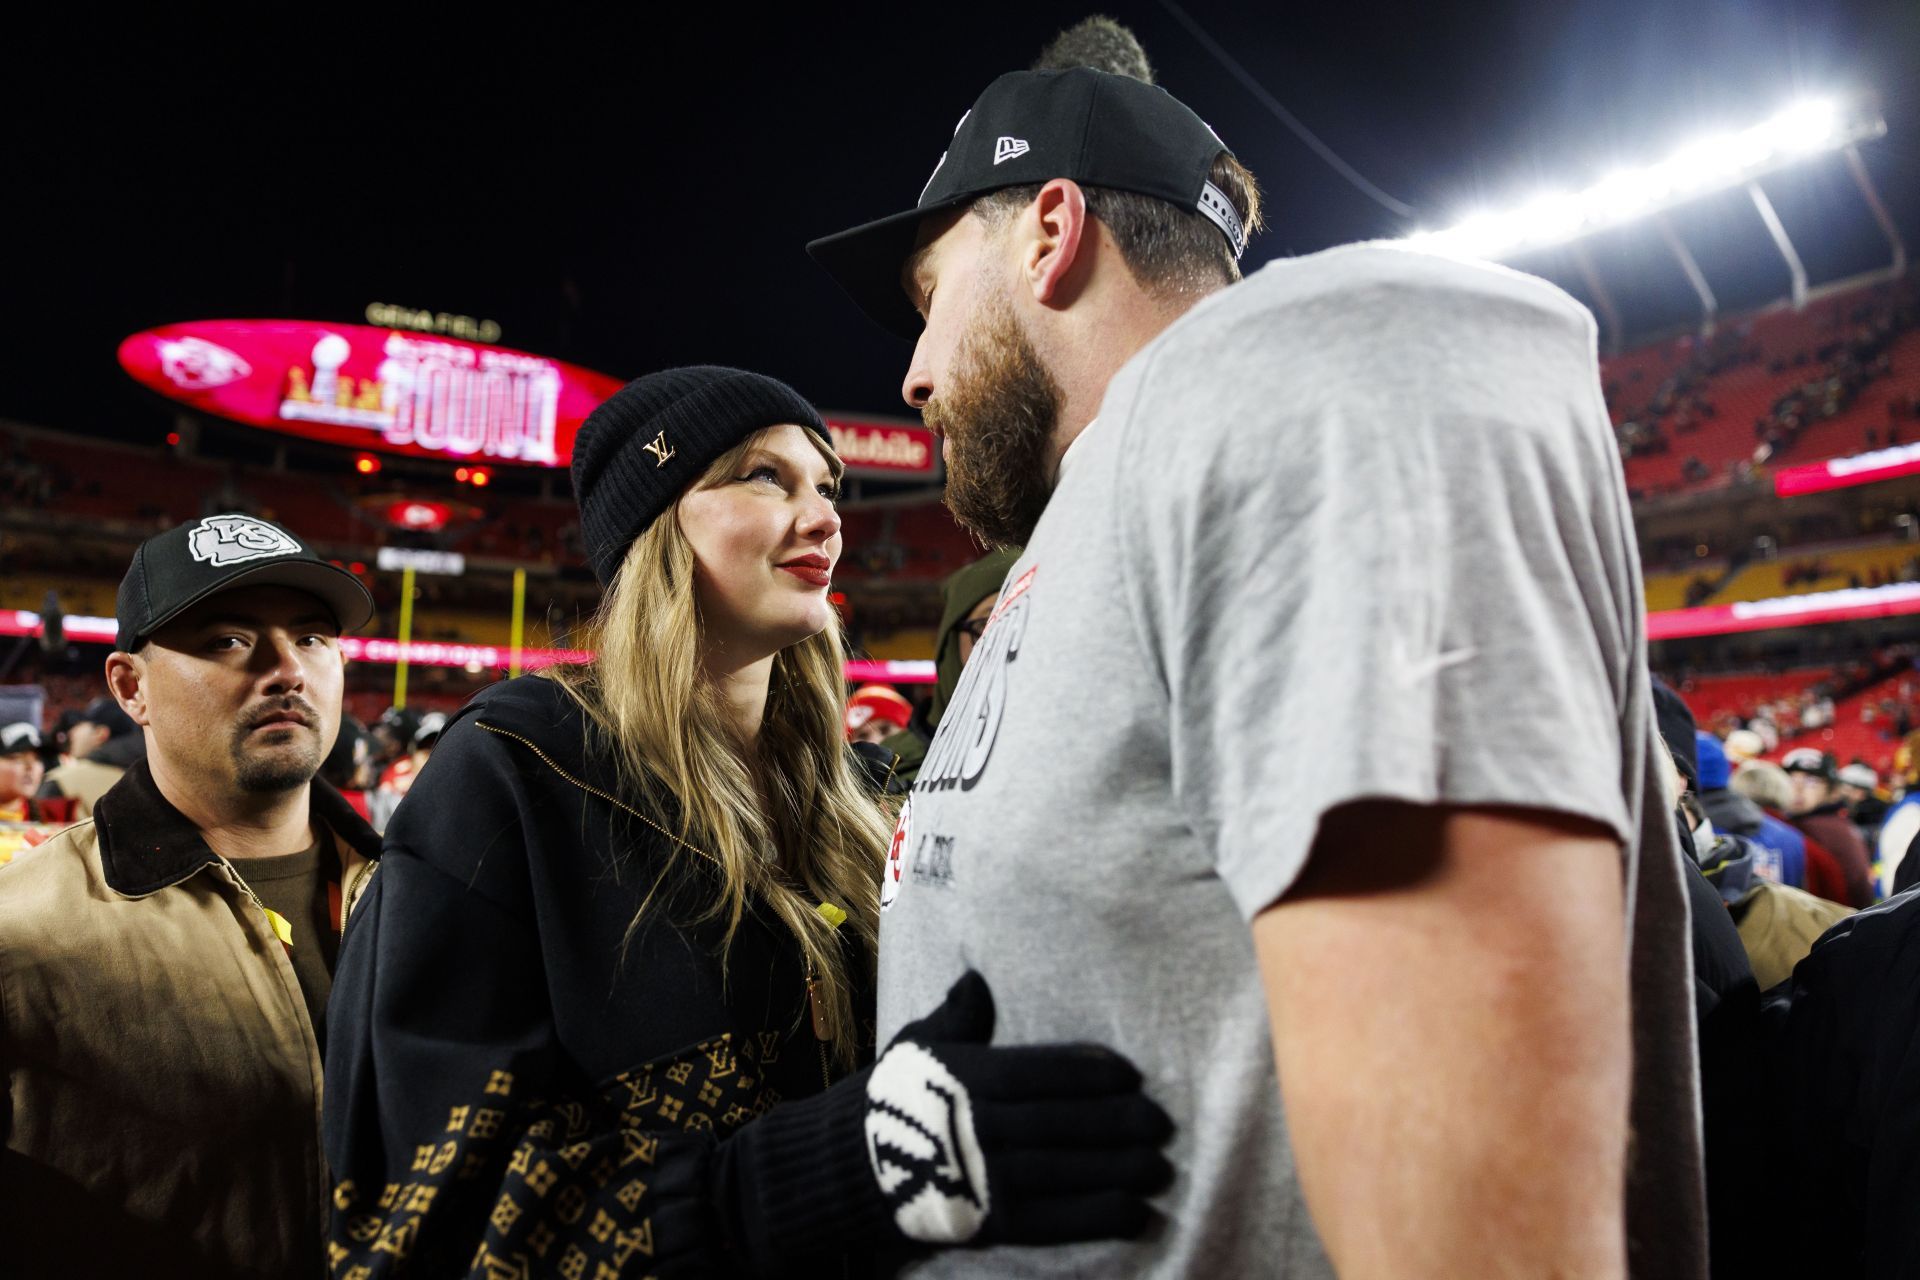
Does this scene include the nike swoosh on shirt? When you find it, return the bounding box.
[1391,642,1479,687]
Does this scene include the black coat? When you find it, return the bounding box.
[1677,816,1767,1280]
[323,675,871,1276]
[1766,889,1920,1277]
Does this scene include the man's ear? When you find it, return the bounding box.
[1022,178,1091,307]
[105,652,151,727]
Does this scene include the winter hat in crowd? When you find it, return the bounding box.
[377,706,422,744]
[0,723,42,757]
[844,685,913,739]
[1838,762,1878,789]
[930,548,1023,728]
[78,695,137,741]
[412,712,448,749]
[1723,728,1765,762]
[571,366,830,585]
[1651,678,1698,788]
[1781,748,1837,781]
[1694,731,1733,791]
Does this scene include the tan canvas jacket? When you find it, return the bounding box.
[0,759,378,1278]
[36,756,126,819]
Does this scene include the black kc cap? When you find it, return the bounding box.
[807,67,1243,339]
[115,514,375,652]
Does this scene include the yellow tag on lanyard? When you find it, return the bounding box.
[807,903,847,1041]
[263,907,293,948]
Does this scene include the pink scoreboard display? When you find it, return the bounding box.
[119,319,941,477]
[118,320,625,467]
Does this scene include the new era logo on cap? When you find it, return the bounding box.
[188,515,302,567]
[808,67,1249,339]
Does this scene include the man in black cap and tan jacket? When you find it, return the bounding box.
[0,512,378,1277]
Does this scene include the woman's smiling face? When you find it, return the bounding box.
[677,424,844,663]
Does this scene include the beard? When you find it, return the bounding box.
[922,293,1065,550]
[230,701,325,794]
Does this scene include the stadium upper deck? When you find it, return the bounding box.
[3,269,1917,662]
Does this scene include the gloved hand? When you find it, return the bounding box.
[711,970,1174,1273]
[864,969,1175,1245]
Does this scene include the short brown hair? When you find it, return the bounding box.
[971,151,1265,300]
[984,15,1264,299]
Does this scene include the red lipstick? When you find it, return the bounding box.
[777,554,832,587]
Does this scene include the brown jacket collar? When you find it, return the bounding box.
[94,758,381,898]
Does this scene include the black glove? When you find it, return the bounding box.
[712,970,1173,1274]
[864,968,1175,1245]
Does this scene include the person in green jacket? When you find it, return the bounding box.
[882,547,1021,787]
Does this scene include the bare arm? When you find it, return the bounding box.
[1253,801,1630,1279]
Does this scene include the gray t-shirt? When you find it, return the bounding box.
[877,243,1705,1277]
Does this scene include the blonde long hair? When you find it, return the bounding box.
[547,431,888,1065]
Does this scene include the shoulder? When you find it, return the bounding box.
[0,822,102,931]
[46,759,111,785]
[415,677,588,774]
[1106,244,1601,459]
[388,676,677,864]
[1795,888,1920,994]
[1119,245,1593,410]
[466,673,579,729]
[1186,243,1593,345]
[452,676,591,763]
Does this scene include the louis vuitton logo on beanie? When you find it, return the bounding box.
[641,431,676,468]
[570,366,829,586]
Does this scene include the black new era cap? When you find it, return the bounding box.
[807,67,1243,339]
[115,514,375,652]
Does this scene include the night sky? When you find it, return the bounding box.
[6,0,1917,444]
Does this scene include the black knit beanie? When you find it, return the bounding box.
[1650,676,1698,789]
[571,366,829,585]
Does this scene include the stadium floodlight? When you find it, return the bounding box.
[1406,95,1885,261]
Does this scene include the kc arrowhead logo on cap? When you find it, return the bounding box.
[992,136,1030,165]
[115,512,374,652]
[187,515,303,567]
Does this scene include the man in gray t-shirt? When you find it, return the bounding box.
[810,50,1705,1280]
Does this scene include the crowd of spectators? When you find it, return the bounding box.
[1686,652,1916,752]
[1608,325,1756,462]
[1754,286,1918,463]
[1778,550,1920,591]
[0,432,59,511]
[1603,278,1920,491]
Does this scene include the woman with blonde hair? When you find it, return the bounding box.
[323,368,1171,1277]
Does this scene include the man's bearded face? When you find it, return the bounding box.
[921,291,1064,551]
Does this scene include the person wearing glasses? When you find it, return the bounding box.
[879,548,1020,788]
